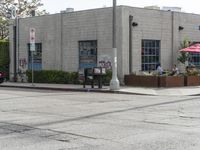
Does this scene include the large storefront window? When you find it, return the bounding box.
[28,43,42,70]
[79,40,97,68]
[188,42,200,68]
[141,40,160,71]
[190,53,200,68]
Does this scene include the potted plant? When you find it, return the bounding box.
[184,66,200,86]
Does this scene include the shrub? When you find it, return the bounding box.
[26,69,112,85]
[0,41,9,79]
[102,70,112,85]
[26,70,80,84]
[185,66,199,76]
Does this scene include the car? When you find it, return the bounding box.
[0,71,6,84]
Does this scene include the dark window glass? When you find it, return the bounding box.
[79,40,97,68]
[141,40,160,71]
[190,53,200,68]
[189,41,200,68]
[28,43,42,70]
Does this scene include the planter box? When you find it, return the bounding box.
[184,76,200,86]
[124,75,185,87]
[124,75,159,87]
[159,76,184,87]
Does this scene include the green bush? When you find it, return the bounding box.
[0,41,9,79]
[26,70,80,84]
[26,69,112,85]
[102,70,112,85]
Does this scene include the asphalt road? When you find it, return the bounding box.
[0,87,200,150]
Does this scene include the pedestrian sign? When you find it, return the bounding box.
[30,43,35,51]
[30,28,35,51]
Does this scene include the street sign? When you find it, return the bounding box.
[30,28,35,51]
[29,28,36,86]
[30,28,35,43]
[30,43,35,51]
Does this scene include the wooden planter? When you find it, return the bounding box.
[159,76,184,87]
[124,75,185,87]
[124,75,159,87]
[184,76,200,86]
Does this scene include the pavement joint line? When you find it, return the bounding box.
[142,120,193,128]
[0,121,98,140]
[31,97,199,127]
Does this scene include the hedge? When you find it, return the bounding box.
[0,41,9,78]
[26,70,112,85]
[26,70,80,84]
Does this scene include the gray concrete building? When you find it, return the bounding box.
[9,6,200,83]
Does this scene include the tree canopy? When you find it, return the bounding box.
[0,0,48,40]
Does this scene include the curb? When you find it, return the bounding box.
[0,84,155,96]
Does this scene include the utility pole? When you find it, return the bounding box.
[110,0,120,90]
[12,1,18,82]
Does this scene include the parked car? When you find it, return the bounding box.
[0,71,6,83]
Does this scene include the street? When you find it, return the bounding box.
[0,87,200,150]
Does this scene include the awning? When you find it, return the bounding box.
[179,43,200,53]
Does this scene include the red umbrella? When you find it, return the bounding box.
[179,43,200,53]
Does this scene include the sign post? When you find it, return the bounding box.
[30,28,35,86]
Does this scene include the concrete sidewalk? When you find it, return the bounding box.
[1,82,200,96]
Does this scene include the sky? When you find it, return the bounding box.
[41,0,200,14]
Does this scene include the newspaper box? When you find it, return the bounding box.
[83,67,106,88]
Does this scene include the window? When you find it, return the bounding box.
[141,40,160,71]
[28,43,42,70]
[190,53,200,68]
[188,41,200,68]
[79,40,97,68]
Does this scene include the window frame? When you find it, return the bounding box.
[141,39,160,71]
[27,43,42,70]
[78,40,97,69]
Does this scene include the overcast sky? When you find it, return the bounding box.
[41,0,200,14]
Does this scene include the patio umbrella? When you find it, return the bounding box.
[179,43,200,53]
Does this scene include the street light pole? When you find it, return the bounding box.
[110,0,120,90]
[0,0,18,81]
[13,2,18,82]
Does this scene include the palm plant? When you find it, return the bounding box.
[177,38,190,64]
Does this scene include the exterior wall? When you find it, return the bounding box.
[9,14,63,81]
[121,6,200,78]
[18,14,62,70]
[9,7,124,81]
[121,6,173,75]
[172,12,200,64]
[61,8,116,72]
[9,6,200,83]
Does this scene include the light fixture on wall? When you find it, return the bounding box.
[132,22,138,27]
[179,26,184,31]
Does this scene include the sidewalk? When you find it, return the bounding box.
[1,82,200,96]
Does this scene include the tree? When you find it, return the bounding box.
[0,0,48,40]
[0,17,9,40]
[177,38,190,64]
